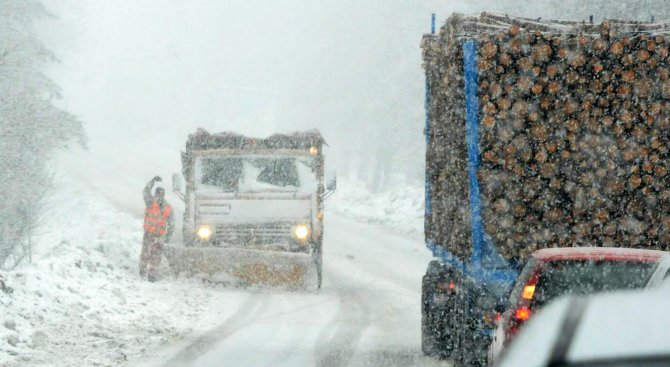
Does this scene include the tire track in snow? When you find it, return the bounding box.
[314,275,371,367]
[258,294,330,367]
[162,291,271,367]
[313,214,450,367]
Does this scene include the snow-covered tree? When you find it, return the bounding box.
[0,0,84,269]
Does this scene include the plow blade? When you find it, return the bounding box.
[165,245,319,289]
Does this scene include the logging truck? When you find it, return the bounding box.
[420,13,670,366]
[165,129,335,288]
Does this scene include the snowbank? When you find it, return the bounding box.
[0,174,233,367]
[329,179,424,238]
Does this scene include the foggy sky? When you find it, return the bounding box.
[36,0,667,214]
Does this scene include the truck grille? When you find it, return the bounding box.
[214,222,294,244]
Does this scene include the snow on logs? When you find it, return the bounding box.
[422,13,670,260]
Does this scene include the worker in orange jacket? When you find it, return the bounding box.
[140,175,174,282]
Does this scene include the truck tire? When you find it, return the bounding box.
[452,294,468,367]
[421,275,439,356]
[421,261,454,358]
[452,291,488,367]
[312,240,323,289]
[315,254,323,289]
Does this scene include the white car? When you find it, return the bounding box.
[497,279,670,367]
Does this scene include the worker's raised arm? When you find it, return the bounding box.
[144,176,161,207]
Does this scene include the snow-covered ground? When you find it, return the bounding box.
[0,175,437,366]
[0,174,251,366]
[329,179,425,238]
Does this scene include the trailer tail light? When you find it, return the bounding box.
[436,280,458,293]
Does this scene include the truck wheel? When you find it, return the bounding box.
[452,295,487,367]
[421,275,439,356]
[421,262,454,358]
[452,298,467,367]
[440,299,455,358]
[312,241,323,289]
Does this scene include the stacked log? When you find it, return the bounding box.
[422,13,670,260]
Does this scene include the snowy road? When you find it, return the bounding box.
[146,215,450,367]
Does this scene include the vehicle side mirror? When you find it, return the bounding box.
[172,173,184,200]
[323,172,337,200]
[326,174,337,191]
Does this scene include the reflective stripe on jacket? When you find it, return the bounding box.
[144,199,172,235]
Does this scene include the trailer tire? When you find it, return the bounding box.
[421,275,439,356]
[452,292,488,367]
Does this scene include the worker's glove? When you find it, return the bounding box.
[153,175,162,182]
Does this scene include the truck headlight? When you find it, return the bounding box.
[197,225,213,240]
[292,225,310,240]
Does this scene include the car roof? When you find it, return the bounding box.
[531,247,668,262]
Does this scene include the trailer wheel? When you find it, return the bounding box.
[452,295,467,367]
[452,292,488,367]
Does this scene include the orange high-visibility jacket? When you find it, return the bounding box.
[144,199,172,235]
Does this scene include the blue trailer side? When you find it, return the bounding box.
[420,27,519,366]
[424,36,518,294]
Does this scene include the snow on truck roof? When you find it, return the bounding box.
[185,128,326,152]
[532,247,669,262]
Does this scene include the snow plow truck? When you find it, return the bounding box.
[166,129,335,288]
[420,13,670,366]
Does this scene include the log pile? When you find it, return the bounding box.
[422,13,670,260]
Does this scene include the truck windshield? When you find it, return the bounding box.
[196,155,317,193]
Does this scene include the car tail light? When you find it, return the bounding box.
[504,273,539,341]
[522,285,535,300]
[514,306,531,321]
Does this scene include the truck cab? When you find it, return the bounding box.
[169,129,335,288]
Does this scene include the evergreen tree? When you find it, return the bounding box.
[0,0,85,268]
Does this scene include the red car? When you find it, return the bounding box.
[489,247,670,364]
